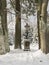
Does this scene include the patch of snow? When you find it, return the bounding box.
[0,43,49,65]
[0,48,49,65]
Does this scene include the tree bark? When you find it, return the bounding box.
[15,0,21,49]
[37,0,48,53]
[1,0,10,52]
[37,0,42,49]
[0,16,6,54]
[40,0,48,53]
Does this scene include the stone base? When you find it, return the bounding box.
[24,41,30,51]
[24,49,30,51]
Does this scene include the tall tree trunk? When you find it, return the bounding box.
[15,0,21,49]
[40,0,48,53]
[37,0,42,49]
[1,0,10,52]
[37,0,48,53]
[0,0,6,54]
[0,16,6,54]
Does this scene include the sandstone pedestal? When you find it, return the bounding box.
[24,39,30,51]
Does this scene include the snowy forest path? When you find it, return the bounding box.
[0,49,49,65]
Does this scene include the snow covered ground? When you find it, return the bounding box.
[0,44,49,65]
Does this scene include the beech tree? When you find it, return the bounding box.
[15,0,21,49]
[37,0,48,53]
[0,0,10,54]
